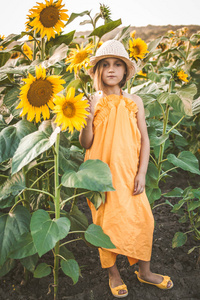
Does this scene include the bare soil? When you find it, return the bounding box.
[1,171,200,300]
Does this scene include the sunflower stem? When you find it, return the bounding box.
[53,132,61,300]
[33,30,37,61]
[41,37,45,61]
[22,166,31,283]
[157,79,172,185]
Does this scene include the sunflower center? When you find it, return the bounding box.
[27,79,53,107]
[74,51,88,64]
[63,102,76,118]
[40,6,59,28]
[133,46,140,55]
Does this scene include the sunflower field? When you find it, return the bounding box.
[0,1,200,299]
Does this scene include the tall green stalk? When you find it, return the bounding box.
[157,103,170,178]
[33,30,37,61]
[41,37,45,61]
[53,131,61,300]
[22,166,30,285]
[157,80,172,180]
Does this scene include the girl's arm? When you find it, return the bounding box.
[132,95,150,195]
[79,92,100,149]
[79,115,94,149]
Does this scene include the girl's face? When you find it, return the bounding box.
[101,58,126,88]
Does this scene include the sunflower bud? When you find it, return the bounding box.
[100,4,112,23]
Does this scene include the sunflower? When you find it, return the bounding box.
[10,52,20,59]
[177,70,189,83]
[130,30,136,39]
[137,70,147,77]
[22,43,33,60]
[0,35,5,50]
[167,30,175,35]
[97,40,103,48]
[28,0,69,41]
[53,87,90,132]
[17,65,65,123]
[129,38,149,61]
[65,43,94,74]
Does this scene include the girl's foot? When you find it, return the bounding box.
[136,271,173,289]
[108,263,128,295]
[109,276,128,295]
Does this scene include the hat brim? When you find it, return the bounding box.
[87,54,136,80]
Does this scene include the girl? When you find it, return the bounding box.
[79,39,173,298]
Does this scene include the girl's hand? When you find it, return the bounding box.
[133,172,146,195]
[86,91,103,121]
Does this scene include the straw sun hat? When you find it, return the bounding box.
[88,39,136,80]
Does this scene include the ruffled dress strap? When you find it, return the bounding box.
[93,94,138,129]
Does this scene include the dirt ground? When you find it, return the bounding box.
[1,171,200,300]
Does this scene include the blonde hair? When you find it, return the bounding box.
[93,59,127,92]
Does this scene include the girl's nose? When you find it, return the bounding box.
[108,66,114,72]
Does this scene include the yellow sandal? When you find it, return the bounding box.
[109,279,128,298]
[135,271,173,289]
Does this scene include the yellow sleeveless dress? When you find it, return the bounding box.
[84,94,154,268]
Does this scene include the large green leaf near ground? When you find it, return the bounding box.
[61,159,115,192]
[12,128,60,174]
[0,120,36,163]
[30,209,70,257]
[167,151,200,175]
[84,224,115,249]
[0,206,31,266]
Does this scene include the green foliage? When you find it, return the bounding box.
[60,259,80,284]
[34,263,51,278]
[85,224,115,248]
[0,120,37,163]
[61,159,115,192]
[0,206,31,266]
[89,19,122,39]
[30,209,70,256]
[167,187,200,253]
[12,128,60,174]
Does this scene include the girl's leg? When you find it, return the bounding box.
[138,260,172,288]
[108,262,127,295]
[99,249,127,295]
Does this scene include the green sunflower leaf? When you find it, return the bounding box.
[84,224,115,249]
[167,151,200,175]
[0,206,31,266]
[0,172,25,208]
[61,259,80,284]
[12,128,60,174]
[30,210,70,257]
[0,120,37,163]
[9,232,37,259]
[0,51,11,67]
[146,187,162,204]
[33,263,51,278]
[0,259,16,277]
[61,159,115,192]
[88,19,122,39]
[172,232,187,248]
[66,11,90,25]
[20,254,38,273]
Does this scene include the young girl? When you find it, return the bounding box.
[79,39,173,298]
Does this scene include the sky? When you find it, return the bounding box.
[0,0,200,37]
